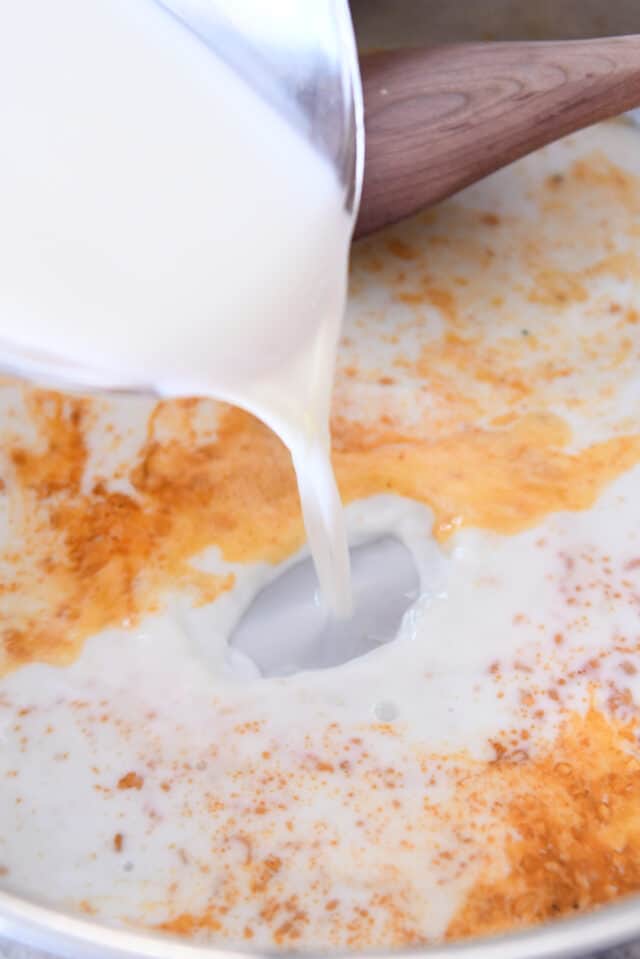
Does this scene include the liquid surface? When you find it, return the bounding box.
[2,123,640,949]
[0,0,354,615]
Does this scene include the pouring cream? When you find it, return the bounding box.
[0,0,354,615]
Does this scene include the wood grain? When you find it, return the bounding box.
[355,36,640,238]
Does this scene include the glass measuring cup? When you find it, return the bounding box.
[0,0,364,394]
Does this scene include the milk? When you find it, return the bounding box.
[0,0,354,615]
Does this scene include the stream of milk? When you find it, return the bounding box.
[0,0,354,615]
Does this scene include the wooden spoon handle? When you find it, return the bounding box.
[355,36,640,238]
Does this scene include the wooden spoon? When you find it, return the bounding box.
[355,35,640,238]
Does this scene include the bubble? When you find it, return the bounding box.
[373,700,398,723]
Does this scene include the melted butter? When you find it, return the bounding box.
[334,413,640,540]
[343,147,640,446]
[447,708,640,939]
[141,707,640,946]
[3,394,640,674]
[2,392,235,670]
